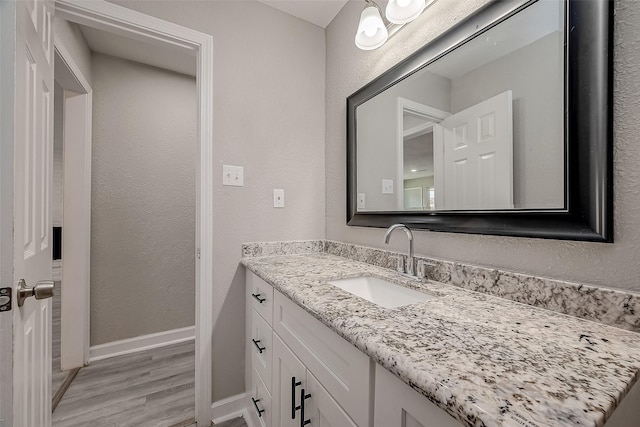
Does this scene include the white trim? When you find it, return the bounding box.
[211,393,252,426]
[55,2,214,424]
[89,326,195,362]
[54,36,93,371]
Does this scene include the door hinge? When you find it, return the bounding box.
[0,287,12,312]
[197,248,201,260]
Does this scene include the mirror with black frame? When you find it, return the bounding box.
[347,0,613,242]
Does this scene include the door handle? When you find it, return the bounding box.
[251,293,266,303]
[291,376,302,419]
[252,339,266,354]
[17,279,54,307]
[300,388,311,426]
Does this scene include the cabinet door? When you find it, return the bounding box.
[374,365,463,427]
[273,334,307,427]
[305,371,358,427]
[273,291,372,426]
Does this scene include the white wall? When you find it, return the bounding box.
[109,0,326,401]
[326,0,640,293]
[90,53,197,345]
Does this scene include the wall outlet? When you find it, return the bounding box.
[273,189,284,208]
[223,165,244,186]
[357,193,366,210]
[382,179,394,194]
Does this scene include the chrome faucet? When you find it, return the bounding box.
[384,223,415,277]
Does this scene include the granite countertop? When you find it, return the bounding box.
[241,252,640,427]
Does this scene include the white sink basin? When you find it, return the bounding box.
[327,276,433,309]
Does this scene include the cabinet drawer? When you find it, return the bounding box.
[374,364,463,427]
[248,272,273,325]
[249,367,272,427]
[273,290,372,427]
[251,308,273,393]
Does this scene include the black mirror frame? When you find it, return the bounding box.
[347,0,613,242]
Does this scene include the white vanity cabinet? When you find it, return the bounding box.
[245,271,459,427]
[246,272,372,427]
[374,364,463,427]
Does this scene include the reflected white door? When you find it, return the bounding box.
[12,0,55,425]
[435,90,513,210]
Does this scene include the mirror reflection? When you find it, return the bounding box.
[356,0,565,212]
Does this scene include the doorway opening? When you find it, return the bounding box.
[53,1,214,424]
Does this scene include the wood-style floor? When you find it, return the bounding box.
[50,283,245,427]
[53,341,196,427]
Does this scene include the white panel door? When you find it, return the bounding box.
[12,0,55,426]
[436,90,513,210]
[273,334,307,427]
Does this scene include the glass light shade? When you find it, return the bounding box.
[385,0,426,24]
[355,6,389,50]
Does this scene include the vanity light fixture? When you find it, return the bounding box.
[355,0,389,50]
[355,0,432,50]
[386,0,426,24]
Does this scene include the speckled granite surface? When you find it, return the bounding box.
[319,240,640,333]
[241,251,640,427]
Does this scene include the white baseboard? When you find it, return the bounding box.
[211,393,252,425]
[89,325,195,362]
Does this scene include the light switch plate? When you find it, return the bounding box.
[382,179,394,194]
[223,165,244,187]
[357,193,366,210]
[273,189,284,208]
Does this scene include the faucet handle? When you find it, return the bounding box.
[395,255,405,274]
[405,257,416,277]
[416,259,437,280]
[415,259,426,279]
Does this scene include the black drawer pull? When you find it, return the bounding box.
[300,388,311,426]
[251,397,265,417]
[252,339,266,353]
[291,376,302,419]
[252,293,266,303]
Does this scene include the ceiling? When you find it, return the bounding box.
[257,0,349,28]
[77,0,348,77]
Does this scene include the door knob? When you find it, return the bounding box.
[17,279,54,307]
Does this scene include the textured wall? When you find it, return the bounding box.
[109,0,326,401]
[326,0,640,293]
[90,53,197,345]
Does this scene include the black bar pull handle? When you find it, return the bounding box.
[252,293,266,303]
[300,388,311,426]
[251,397,265,418]
[291,376,302,419]
[252,339,266,353]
